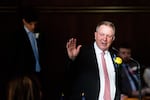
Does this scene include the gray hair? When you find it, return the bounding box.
[96,21,115,33]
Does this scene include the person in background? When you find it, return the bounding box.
[143,66,150,88]
[143,66,150,98]
[118,43,150,99]
[13,6,42,76]
[6,6,46,100]
[65,21,122,100]
[6,75,42,100]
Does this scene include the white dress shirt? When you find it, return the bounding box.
[94,42,116,100]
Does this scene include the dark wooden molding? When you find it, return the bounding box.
[1,6,150,13]
[37,6,150,13]
[0,6,16,13]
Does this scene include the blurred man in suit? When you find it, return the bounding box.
[7,6,46,100]
[118,43,150,98]
[11,7,44,76]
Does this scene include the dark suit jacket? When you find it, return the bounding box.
[1,26,46,100]
[65,44,121,100]
[9,26,44,77]
[120,63,139,97]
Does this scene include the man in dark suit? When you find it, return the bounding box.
[10,7,44,76]
[65,21,121,100]
[118,43,150,98]
[0,7,48,100]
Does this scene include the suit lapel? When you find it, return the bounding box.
[110,51,121,100]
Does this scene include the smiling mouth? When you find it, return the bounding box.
[101,42,107,46]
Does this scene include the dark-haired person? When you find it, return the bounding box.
[13,7,42,75]
[118,43,150,99]
[6,75,42,100]
[0,7,45,100]
[6,7,46,99]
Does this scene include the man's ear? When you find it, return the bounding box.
[113,36,115,41]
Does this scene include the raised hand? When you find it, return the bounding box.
[66,38,82,60]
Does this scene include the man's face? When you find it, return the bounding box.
[22,19,37,32]
[119,48,131,62]
[94,25,115,51]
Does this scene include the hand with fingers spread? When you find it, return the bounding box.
[66,38,82,60]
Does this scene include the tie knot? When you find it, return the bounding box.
[101,52,105,56]
[29,31,33,34]
[29,32,36,38]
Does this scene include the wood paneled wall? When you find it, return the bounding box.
[1,1,150,99]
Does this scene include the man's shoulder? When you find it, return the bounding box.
[80,43,94,52]
[78,44,95,58]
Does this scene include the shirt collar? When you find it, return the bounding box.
[24,25,30,33]
[94,42,108,55]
